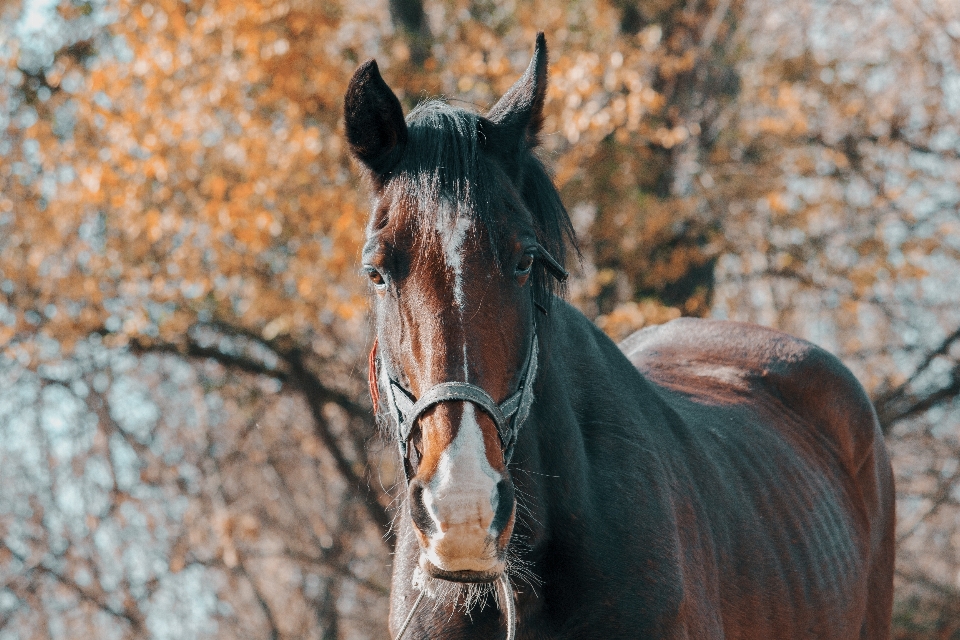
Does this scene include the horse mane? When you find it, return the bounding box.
[393,99,577,308]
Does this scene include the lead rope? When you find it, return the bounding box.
[499,573,517,640]
[392,573,516,640]
[392,589,425,640]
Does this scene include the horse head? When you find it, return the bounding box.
[345,34,572,585]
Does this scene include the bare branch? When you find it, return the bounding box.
[896,465,960,545]
[805,131,960,167]
[234,555,280,640]
[130,336,288,383]
[258,464,391,594]
[896,567,960,601]
[874,325,960,431]
[283,349,392,538]
[133,325,371,420]
[234,545,390,597]
[700,0,734,53]
[130,331,391,537]
[0,540,146,634]
[389,0,431,66]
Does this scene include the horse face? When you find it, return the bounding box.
[346,39,552,583]
[370,193,531,581]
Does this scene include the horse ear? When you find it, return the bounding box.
[344,60,408,182]
[486,32,548,148]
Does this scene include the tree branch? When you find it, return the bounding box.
[389,0,431,66]
[805,131,960,167]
[0,599,18,633]
[283,349,393,538]
[130,337,289,383]
[0,540,146,634]
[896,567,960,601]
[190,322,372,419]
[896,463,960,545]
[234,555,280,640]
[874,325,960,432]
[699,0,734,53]
[128,327,392,542]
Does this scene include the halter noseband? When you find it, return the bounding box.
[377,320,538,467]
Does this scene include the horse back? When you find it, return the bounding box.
[618,318,894,639]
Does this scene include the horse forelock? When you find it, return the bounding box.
[373,99,576,310]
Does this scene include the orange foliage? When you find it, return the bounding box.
[2,0,742,360]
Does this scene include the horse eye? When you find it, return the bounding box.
[364,266,387,288]
[516,253,535,276]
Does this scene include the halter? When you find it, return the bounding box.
[377,320,538,467]
[370,243,565,470]
[373,319,534,640]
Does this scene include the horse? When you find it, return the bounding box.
[344,33,895,640]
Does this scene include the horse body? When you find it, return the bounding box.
[344,33,893,640]
[390,302,893,639]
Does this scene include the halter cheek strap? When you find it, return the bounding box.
[373,323,539,467]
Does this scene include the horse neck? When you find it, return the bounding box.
[508,297,652,556]
[524,297,647,466]
[388,299,651,634]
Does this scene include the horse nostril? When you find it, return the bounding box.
[491,479,515,535]
[407,478,438,537]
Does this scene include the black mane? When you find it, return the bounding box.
[392,99,577,306]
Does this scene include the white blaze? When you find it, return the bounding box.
[422,403,501,569]
[421,209,500,571]
[434,209,472,309]
[434,207,473,378]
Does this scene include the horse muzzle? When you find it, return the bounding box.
[408,469,516,582]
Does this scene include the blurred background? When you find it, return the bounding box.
[1,0,959,637]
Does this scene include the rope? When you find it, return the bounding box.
[499,573,517,640]
[393,574,517,639]
[392,589,425,640]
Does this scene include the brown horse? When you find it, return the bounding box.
[345,33,895,640]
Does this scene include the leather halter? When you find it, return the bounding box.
[374,320,538,468]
